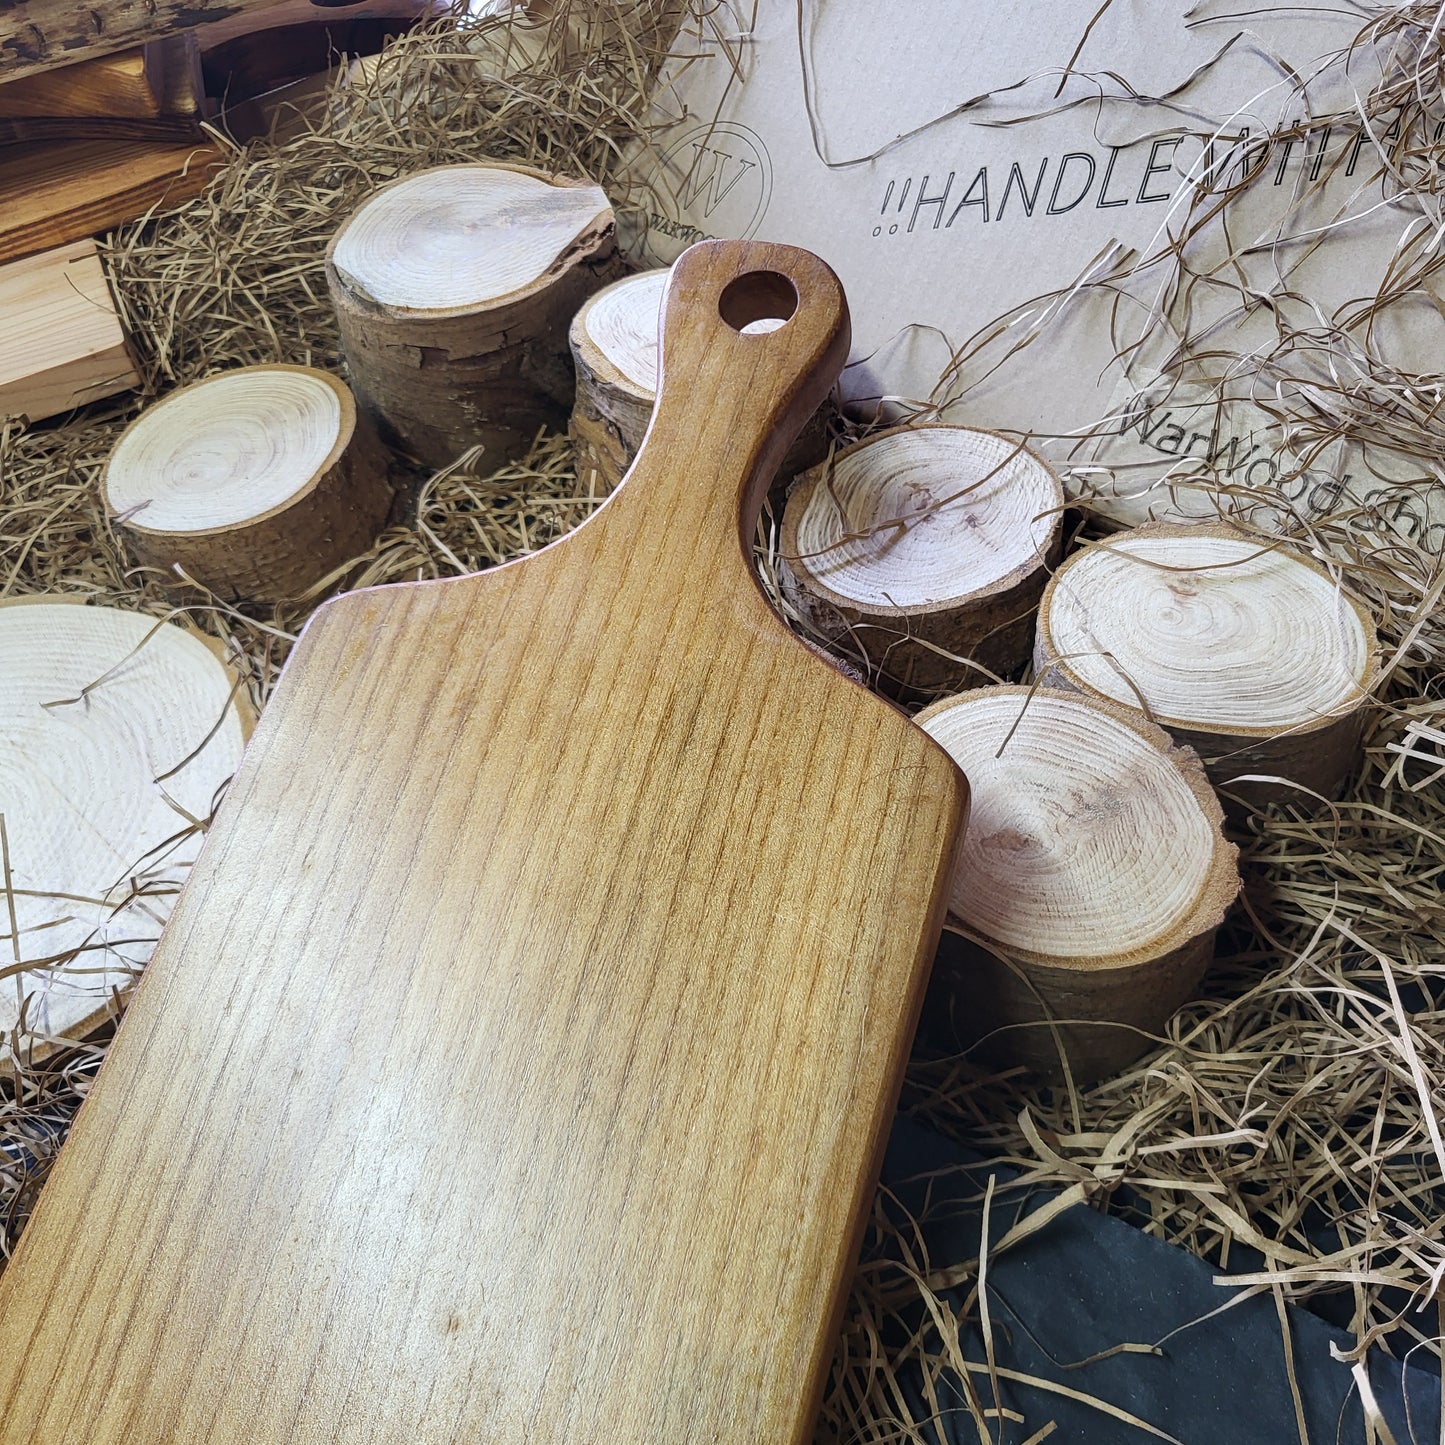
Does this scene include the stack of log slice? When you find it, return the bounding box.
[1034,523,1379,809]
[916,685,1240,1082]
[780,426,1063,699]
[327,162,621,470]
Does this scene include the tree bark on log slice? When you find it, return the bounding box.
[778,426,1063,700]
[326,162,623,471]
[915,685,1239,1083]
[1033,522,1380,811]
[0,598,251,1065]
[569,267,831,493]
[105,364,391,602]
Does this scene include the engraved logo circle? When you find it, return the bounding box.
[656,122,773,240]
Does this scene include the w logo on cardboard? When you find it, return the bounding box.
[653,122,773,243]
[679,142,756,216]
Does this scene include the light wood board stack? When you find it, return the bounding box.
[0,598,250,1063]
[569,267,832,492]
[105,365,391,602]
[0,239,139,422]
[781,426,1063,698]
[1034,523,1379,809]
[327,162,623,470]
[917,685,1239,1082]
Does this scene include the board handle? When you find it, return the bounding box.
[639,239,851,548]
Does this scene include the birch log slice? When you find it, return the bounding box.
[1034,523,1379,809]
[104,364,391,603]
[916,686,1239,1082]
[327,162,622,470]
[569,268,830,492]
[780,426,1063,699]
[0,599,250,1063]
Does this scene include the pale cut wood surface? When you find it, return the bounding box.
[1034,521,1380,807]
[916,685,1238,1082]
[781,426,1064,697]
[0,597,251,1064]
[108,365,346,529]
[328,163,612,311]
[0,239,139,421]
[327,162,624,469]
[0,240,968,1444]
[0,137,224,266]
[0,0,288,85]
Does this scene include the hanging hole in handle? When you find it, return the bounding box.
[718,271,798,335]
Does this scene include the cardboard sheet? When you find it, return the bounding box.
[626,1,1445,543]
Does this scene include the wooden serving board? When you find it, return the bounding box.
[0,241,968,1444]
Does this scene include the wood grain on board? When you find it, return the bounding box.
[0,136,224,266]
[0,239,139,421]
[0,240,968,1444]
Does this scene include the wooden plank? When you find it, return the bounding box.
[0,238,139,421]
[0,137,225,266]
[0,48,163,119]
[0,39,204,143]
[0,0,289,85]
[0,240,968,1444]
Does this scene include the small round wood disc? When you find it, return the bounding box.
[1039,526,1375,733]
[579,268,786,396]
[329,164,613,313]
[787,427,1060,611]
[580,268,669,396]
[0,601,250,1055]
[105,367,347,535]
[916,687,1236,966]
